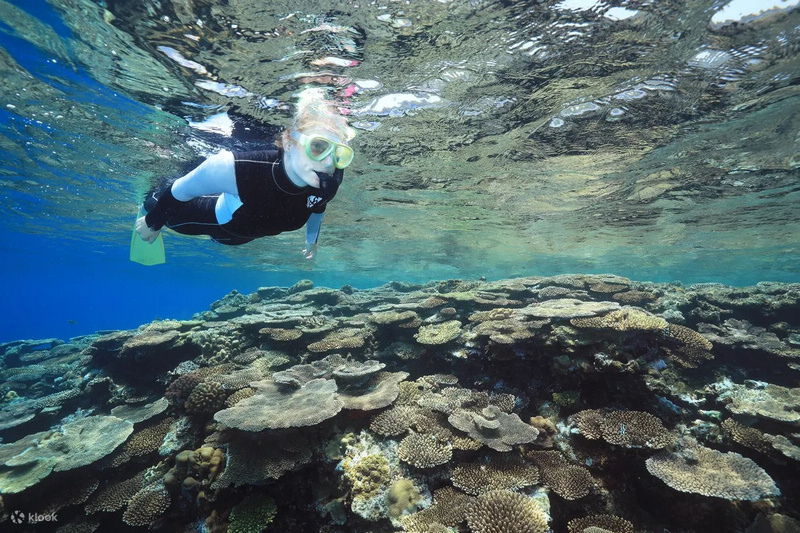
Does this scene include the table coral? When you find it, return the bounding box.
[572,409,674,449]
[717,382,800,423]
[214,378,343,431]
[567,514,635,533]
[448,405,539,452]
[526,450,596,500]
[645,444,780,500]
[414,320,462,345]
[451,454,540,495]
[400,486,474,532]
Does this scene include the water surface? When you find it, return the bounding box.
[1,0,798,340]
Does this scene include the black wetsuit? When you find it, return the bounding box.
[144,150,333,245]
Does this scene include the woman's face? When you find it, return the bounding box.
[284,127,343,188]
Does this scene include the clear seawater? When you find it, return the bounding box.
[1,0,798,343]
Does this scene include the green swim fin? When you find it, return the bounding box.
[130,214,165,266]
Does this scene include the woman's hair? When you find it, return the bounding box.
[277,88,355,148]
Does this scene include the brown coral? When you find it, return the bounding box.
[165,373,203,405]
[225,387,256,407]
[338,371,409,411]
[108,417,175,467]
[567,514,635,533]
[370,310,419,325]
[214,378,343,431]
[414,320,462,345]
[645,444,780,500]
[213,431,314,488]
[465,490,549,533]
[122,483,171,526]
[612,290,656,306]
[448,406,539,452]
[207,367,267,391]
[451,454,540,495]
[185,381,228,415]
[419,387,490,415]
[370,405,422,437]
[307,328,367,353]
[573,409,673,449]
[529,416,558,448]
[721,419,774,454]
[571,307,668,332]
[400,486,474,532]
[85,471,145,514]
[398,433,453,468]
[526,451,596,500]
[260,327,303,341]
[664,323,714,367]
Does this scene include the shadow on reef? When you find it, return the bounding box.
[1,274,799,533]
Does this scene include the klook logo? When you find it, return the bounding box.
[9,510,58,525]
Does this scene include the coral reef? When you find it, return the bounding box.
[1,274,798,532]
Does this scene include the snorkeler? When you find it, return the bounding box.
[133,89,355,262]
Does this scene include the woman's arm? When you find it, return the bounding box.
[304,212,324,259]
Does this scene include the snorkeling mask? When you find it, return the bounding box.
[291,131,354,169]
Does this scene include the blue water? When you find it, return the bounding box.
[2,0,799,343]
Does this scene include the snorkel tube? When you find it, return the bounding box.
[313,168,344,202]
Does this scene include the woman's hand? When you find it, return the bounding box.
[302,242,318,260]
[135,216,161,243]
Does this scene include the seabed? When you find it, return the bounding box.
[1,273,799,533]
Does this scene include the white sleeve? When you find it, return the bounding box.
[170,150,238,201]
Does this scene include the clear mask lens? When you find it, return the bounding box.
[297,133,354,169]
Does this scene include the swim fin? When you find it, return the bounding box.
[129,212,165,266]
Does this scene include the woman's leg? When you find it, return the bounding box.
[144,189,253,245]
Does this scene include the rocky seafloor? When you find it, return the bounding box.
[1,274,799,533]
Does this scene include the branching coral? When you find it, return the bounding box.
[122,482,171,527]
[228,495,277,533]
[465,490,549,533]
[398,433,453,468]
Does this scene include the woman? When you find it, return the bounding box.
[135,89,355,259]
